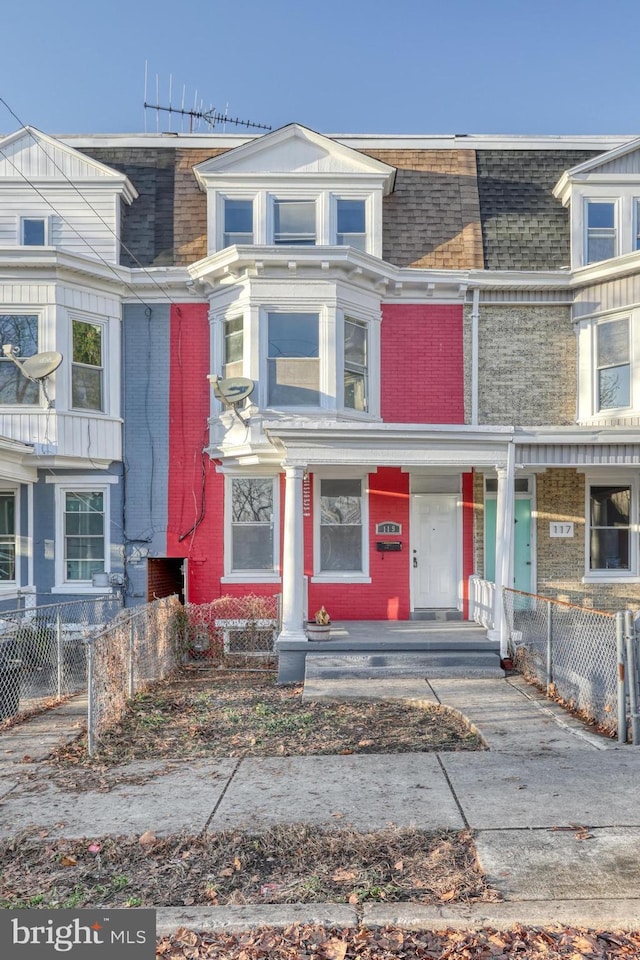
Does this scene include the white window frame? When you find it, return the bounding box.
[270,196,318,246]
[334,196,368,252]
[20,216,49,246]
[594,316,631,414]
[635,199,640,252]
[70,316,106,414]
[312,472,371,583]
[49,476,115,594]
[221,196,254,248]
[0,486,19,591]
[342,316,369,414]
[222,474,281,582]
[577,308,640,423]
[0,312,42,408]
[584,199,618,265]
[583,472,640,583]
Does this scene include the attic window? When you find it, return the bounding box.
[21,217,47,246]
[273,199,316,245]
[586,201,616,263]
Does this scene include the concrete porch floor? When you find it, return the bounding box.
[276,619,500,682]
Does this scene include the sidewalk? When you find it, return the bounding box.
[1,676,640,932]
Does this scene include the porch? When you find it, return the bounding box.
[276,618,500,682]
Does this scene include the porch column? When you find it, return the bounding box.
[278,464,307,642]
[488,443,515,657]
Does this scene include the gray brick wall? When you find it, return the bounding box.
[476,150,600,270]
[471,305,576,425]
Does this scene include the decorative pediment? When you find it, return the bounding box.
[0,127,137,202]
[194,123,396,192]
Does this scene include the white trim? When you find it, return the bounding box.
[20,215,50,246]
[224,474,280,577]
[45,474,118,483]
[52,481,111,588]
[313,473,369,579]
[69,314,107,414]
[0,485,20,589]
[410,491,462,611]
[584,472,639,580]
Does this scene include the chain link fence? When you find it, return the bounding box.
[177,594,280,665]
[87,595,182,755]
[503,587,619,734]
[0,595,121,723]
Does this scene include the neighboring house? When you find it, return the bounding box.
[0,122,638,647]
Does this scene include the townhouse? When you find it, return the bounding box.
[0,121,638,651]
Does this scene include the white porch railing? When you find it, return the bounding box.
[469,575,495,629]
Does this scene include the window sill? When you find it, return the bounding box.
[311,575,372,584]
[582,574,640,584]
[221,575,281,584]
[51,584,116,595]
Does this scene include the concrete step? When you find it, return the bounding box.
[304,651,505,681]
[410,608,463,622]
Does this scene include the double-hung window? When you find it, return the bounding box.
[267,312,319,406]
[0,492,16,582]
[596,318,630,411]
[72,319,103,411]
[223,317,244,379]
[336,199,366,250]
[223,199,253,247]
[0,314,39,405]
[588,484,631,573]
[344,318,368,412]
[230,477,275,572]
[273,199,316,245]
[64,491,105,582]
[586,201,617,263]
[319,479,364,572]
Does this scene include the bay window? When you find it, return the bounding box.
[0,314,39,405]
[319,478,364,572]
[337,199,366,250]
[344,317,368,412]
[72,319,104,411]
[596,318,630,411]
[223,316,244,379]
[268,312,319,406]
[586,201,617,263]
[223,198,253,247]
[273,199,316,245]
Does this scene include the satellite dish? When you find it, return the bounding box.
[2,345,63,382]
[211,376,255,406]
[21,351,63,381]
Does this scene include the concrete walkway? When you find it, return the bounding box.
[2,675,640,932]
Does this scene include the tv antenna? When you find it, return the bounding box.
[144,64,271,134]
[2,345,63,407]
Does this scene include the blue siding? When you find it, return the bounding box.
[122,304,171,603]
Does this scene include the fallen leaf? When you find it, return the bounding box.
[138,830,157,850]
[348,893,359,904]
[358,739,374,747]
[393,859,404,871]
[233,856,242,871]
[331,868,357,882]
[219,867,234,877]
[439,888,457,901]
[60,855,77,867]
[321,938,347,960]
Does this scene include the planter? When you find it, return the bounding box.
[306,622,332,641]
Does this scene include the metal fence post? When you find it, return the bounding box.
[546,600,553,695]
[624,610,639,745]
[128,616,135,700]
[616,611,627,744]
[87,639,95,758]
[56,609,63,699]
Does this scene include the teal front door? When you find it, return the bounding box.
[485,497,532,592]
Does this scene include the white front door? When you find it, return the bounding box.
[411,494,459,608]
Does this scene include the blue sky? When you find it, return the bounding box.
[3,0,639,137]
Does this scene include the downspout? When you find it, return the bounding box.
[471,286,480,425]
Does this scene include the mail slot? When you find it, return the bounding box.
[376,540,402,552]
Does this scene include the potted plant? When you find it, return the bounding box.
[307,606,331,641]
